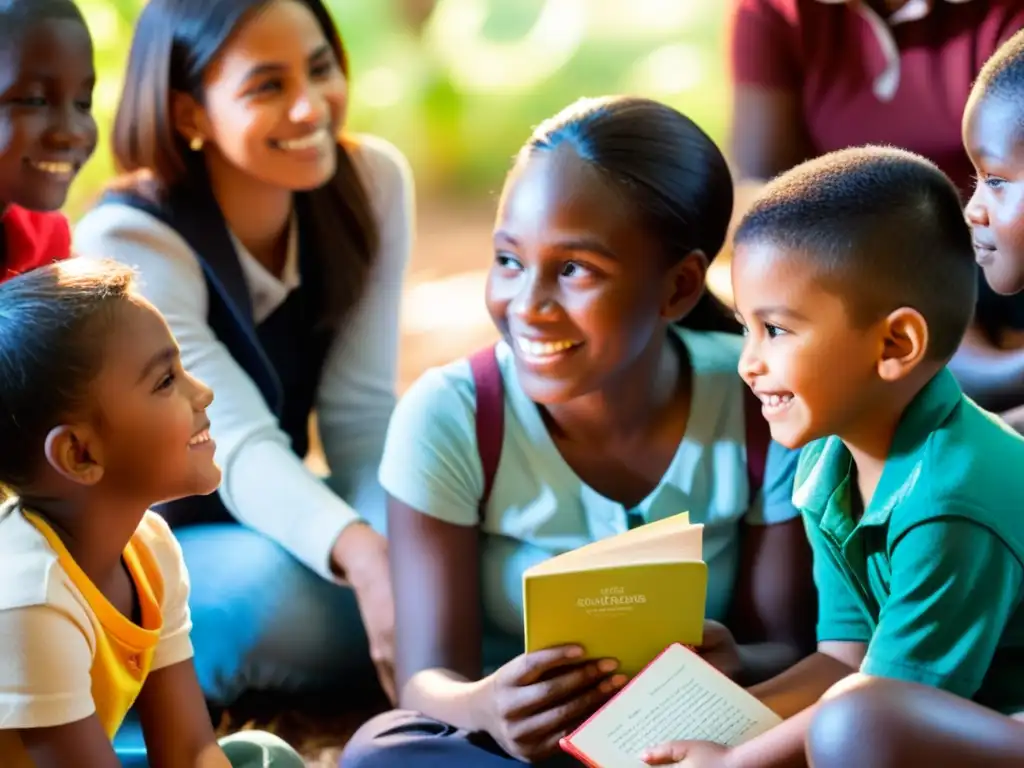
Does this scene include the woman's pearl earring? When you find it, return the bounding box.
[189,136,204,152]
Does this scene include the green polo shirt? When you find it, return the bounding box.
[794,369,1024,714]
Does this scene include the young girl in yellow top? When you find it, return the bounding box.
[0,260,303,768]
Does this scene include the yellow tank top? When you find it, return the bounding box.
[24,512,164,738]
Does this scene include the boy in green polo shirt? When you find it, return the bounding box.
[801,29,1024,768]
[640,144,1024,768]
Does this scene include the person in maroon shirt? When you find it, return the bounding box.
[728,0,1024,424]
[0,0,97,281]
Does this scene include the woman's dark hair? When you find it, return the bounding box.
[522,96,738,333]
[0,260,135,491]
[111,0,378,332]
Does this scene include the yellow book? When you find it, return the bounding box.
[522,512,707,676]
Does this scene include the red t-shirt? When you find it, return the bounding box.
[730,0,1024,195]
[0,205,71,283]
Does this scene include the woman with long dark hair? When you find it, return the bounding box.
[74,0,411,712]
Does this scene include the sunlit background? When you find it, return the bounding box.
[74,0,731,389]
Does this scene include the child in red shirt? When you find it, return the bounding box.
[0,0,97,281]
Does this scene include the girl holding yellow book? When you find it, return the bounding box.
[344,96,817,767]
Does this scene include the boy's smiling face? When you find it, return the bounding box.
[731,241,886,450]
[0,16,96,212]
[964,93,1024,296]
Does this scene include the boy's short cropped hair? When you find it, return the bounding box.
[734,146,976,361]
[974,27,1024,107]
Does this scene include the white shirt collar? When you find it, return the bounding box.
[813,0,977,101]
[230,212,301,325]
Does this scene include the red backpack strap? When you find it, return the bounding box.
[743,386,769,497]
[469,345,505,524]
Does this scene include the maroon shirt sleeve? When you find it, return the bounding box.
[730,0,802,89]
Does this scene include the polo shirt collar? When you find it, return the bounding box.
[814,0,977,100]
[794,368,962,528]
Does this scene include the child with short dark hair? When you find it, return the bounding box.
[641,145,1024,768]
[0,261,304,768]
[0,0,96,280]
[967,27,1024,299]
[763,28,1024,768]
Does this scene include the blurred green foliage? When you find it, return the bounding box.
[70,0,729,220]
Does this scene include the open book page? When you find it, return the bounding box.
[525,513,701,577]
[563,644,781,768]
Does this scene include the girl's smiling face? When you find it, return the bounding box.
[964,93,1024,296]
[0,15,96,211]
[486,145,706,405]
[85,297,222,504]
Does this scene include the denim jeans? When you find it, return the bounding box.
[175,523,374,703]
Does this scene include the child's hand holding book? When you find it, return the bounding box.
[478,644,628,763]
